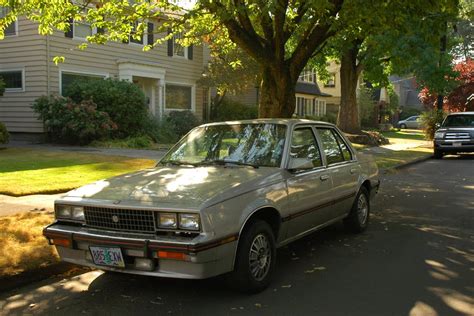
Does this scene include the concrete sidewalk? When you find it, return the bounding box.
[361,137,431,155]
[0,193,63,217]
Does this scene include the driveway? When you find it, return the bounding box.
[1,155,473,316]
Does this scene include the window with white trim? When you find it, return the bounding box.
[0,7,17,36]
[60,71,107,95]
[324,73,336,87]
[298,69,316,83]
[295,97,326,117]
[73,20,94,39]
[165,84,193,110]
[173,32,187,58]
[0,69,24,92]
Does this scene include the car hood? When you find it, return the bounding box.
[64,166,282,209]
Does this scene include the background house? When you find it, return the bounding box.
[0,14,207,138]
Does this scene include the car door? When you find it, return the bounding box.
[285,126,334,238]
[315,127,359,218]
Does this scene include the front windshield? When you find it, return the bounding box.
[442,115,474,127]
[161,123,287,167]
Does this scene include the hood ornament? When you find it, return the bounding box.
[113,200,121,205]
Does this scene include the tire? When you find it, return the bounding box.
[228,220,276,294]
[344,187,370,233]
[399,124,407,129]
[433,149,443,159]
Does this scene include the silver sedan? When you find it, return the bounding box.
[44,119,379,293]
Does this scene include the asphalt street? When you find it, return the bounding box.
[1,155,473,316]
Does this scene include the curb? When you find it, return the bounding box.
[0,262,90,294]
[382,154,433,173]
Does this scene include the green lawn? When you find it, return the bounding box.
[381,129,426,141]
[0,148,156,196]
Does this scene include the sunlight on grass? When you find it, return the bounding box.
[375,147,432,169]
[0,148,156,196]
[0,211,57,276]
[382,129,426,141]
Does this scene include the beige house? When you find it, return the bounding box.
[225,68,331,117]
[0,15,207,136]
[317,61,341,115]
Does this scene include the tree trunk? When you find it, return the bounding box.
[258,66,296,118]
[337,46,362,134]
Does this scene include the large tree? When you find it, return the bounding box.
[312,0,460,133]
[0,0,463,124]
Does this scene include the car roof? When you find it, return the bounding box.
[447,111,474,115]
[200,118,336,129]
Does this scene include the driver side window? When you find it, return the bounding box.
[290,127,323,169]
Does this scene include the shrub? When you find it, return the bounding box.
[166,111,200,139]
[63,78,148,137]
[32,96,117,145]
[0,122,9,144]
[421,110,446,140]
[142,116,179,144]
[90,135,154,149]
[304,112,337,124]
[211,98,258,121]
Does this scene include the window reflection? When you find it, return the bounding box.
[162,124,287,167]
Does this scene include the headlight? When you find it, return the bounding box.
[434,131,445,139]
[158,213,177,229]
[56,205,72,219]
[179,213,200,231]
[55,204,85,221]
[71,206,85,221]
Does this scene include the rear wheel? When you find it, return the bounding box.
[344,187,370,233]
[228,220,276,293]
[433,149,444,159]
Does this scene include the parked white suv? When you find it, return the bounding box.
[433,112,474,158]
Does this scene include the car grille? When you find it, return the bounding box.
[84,206,156,233]
[445,132,471,140]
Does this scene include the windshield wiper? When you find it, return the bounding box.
[197,160,259,169]
[160,160,198,167]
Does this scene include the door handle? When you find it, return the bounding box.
[320,175,330,181]
[350,168,358,174]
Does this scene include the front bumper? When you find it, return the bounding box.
[43,223,238,279]
[434,140,474,153]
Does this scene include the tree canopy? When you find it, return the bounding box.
[0,0,467,126]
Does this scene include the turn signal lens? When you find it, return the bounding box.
[52,238,70,247]
[157,251,186,261]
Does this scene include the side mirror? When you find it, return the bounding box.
[288,157,314,171]
[435,123,441,129]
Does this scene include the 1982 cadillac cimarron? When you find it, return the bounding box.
[44,119,379,293]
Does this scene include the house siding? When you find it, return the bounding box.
[0,17,47,133]
[0,18,206,134]
[48,28,205,118]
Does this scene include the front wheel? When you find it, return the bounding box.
[344,187,370,233]
[399,124,407,129]
[228,220,276,293]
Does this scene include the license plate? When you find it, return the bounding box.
[453,142,462,147]
[90,246,125,268]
